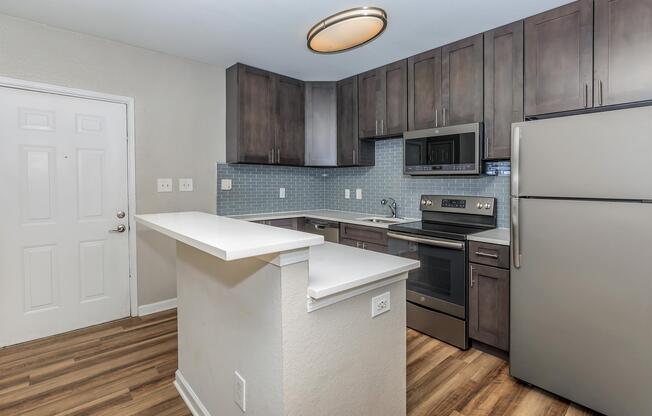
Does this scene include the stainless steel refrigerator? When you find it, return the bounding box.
[510,106,652,416]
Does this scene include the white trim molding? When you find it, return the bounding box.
[138,298,177,316]
[175,370,212,416]
[0,76,139,318]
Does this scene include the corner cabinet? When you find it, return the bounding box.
[484,22,524,160]
[524,0,594,117]
[337,76,374,166]
[358,60,408,139]
[305,82,337,166]
[468,241,510,351]
[226,63,305,165]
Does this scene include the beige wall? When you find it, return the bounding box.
[0,13,227,306]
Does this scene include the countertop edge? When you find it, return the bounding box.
[467,228,511,246]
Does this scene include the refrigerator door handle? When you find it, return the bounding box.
[511,198,520,269]
[511,126,521,197]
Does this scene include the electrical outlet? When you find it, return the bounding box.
[179,178,193,192]
[345,189,350,199]
[279,187,286,198]
[234,371,246,412]
[221,179,233,191]
[356,188,362,200]
[372,292,391,318]
[157,178,172,193]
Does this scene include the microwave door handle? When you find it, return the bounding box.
[387,232,465,251]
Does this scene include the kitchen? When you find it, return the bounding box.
[0,1,650,415]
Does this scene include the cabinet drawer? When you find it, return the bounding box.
[340,238,388,254]
[469,241,509,269]
[340,223,388,246]
[257,218,299,230]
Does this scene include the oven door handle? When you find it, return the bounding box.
[387,232,465,251]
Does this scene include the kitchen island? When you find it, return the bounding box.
[135,212,420,416]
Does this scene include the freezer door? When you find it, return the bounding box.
[510,198,652,416]
[511,106,652,199]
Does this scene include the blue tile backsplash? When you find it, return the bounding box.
[217,138,511,228]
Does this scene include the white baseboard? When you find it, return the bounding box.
[138,298,177,316]
[175,370,212,416]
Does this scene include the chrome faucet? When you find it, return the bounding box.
[381,198,398,218]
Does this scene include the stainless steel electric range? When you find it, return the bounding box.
[387,195,497,349]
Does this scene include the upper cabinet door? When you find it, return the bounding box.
[594,0,652,107]
[524,0,594,117]
[441,34,484,126]
[408,48,442,131]
[382,59,408,136]
[228,64,275,164]
[274,75,305,166]
[484,21,524,160]
[337,76,358,166]
[358,68,381,139]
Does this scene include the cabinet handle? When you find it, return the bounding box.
[380,119,384,135]
[375,119,378,135]
[269,149,273,164]
[353,148,356,165]
[276,148,280,164]
[474,251,499,259]
[435,108,438,127]
[442,108,447,126]
[356,241,361,248]
[470,265,475,288]
[599,80,604,106]
[584,84,589,108]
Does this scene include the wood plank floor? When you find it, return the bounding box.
[0,311,599,416]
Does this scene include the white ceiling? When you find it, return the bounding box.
[0,0,571,80]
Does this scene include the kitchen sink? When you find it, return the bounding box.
[357,217,405,225]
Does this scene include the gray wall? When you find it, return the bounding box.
[0,14,226,306]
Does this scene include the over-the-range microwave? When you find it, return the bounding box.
[404,122,482,176]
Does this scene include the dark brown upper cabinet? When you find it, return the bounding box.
[408,48,442,130]
[594,0,652,107]
[441,34,484,126]
[226,64,275,164]
[226,63,305,165]
[484,21,524,160]
[358,60,408,139]
[274,75,305,166]
[524,0,594,117]
[337,76,374,166]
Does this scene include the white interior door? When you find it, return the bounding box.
[0,86,130,347]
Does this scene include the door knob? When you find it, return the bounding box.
[110,224,126,233]
[116,211,126,219]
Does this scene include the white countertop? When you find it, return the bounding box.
[307,242,420,299]
[230,209,418,229]
[136,211,324,261]
[467,228,510,246]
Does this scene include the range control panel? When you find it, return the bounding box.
[420,195,496,216]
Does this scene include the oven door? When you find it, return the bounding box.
[387,232,466,319]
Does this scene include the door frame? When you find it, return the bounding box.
[0,76,139,317]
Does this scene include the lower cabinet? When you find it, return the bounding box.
[340,223,388,253]
[468,242,510,351]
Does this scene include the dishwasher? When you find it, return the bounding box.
[303,218,339,243]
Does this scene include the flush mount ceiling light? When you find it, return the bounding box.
[307,7,387,54]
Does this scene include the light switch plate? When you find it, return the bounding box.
[221,179,233,191]
[356,189,362,200]
[345,189,350,199]
[157,178,172,193]
[179,178,193,192]
[279,187,286,198]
